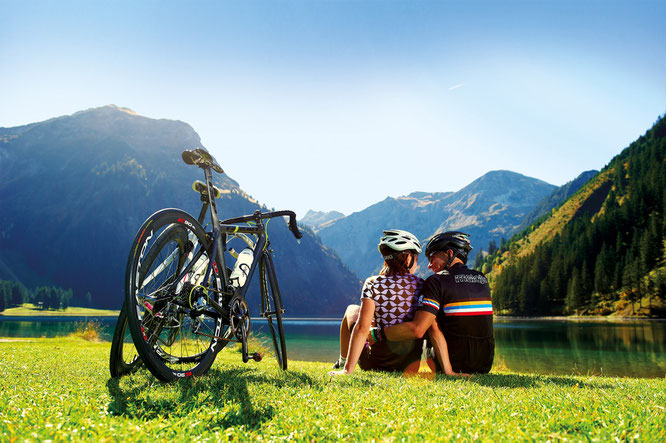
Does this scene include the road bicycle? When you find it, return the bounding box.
[109,148,302,382]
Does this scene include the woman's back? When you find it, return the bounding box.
[361,273,423,327]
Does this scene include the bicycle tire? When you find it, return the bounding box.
[109,301,142,378]
[125,208,230,382]
[260,254,287,370]
[111,223,221,378]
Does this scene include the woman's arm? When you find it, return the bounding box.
[329,298,375,376]
[428,322,469,377]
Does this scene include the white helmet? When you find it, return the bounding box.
[377,229,422,255]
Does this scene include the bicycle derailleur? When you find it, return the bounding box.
[228,295,262,363]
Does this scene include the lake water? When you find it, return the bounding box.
[1,316,664,378]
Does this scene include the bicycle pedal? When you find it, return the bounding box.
[250,352,262,362]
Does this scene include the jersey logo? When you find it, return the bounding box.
[454,274,488,284]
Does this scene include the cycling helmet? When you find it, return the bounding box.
[425,231,472,263]
[377,229,422,257]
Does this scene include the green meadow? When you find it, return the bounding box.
[0,336,664,441]
[0,303,119,317]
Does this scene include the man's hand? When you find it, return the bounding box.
[328,369,351,377]
[446,371,471,377]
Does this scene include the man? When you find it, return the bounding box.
[370,231,494,374]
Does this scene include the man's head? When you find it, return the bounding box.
[425,231,472,272]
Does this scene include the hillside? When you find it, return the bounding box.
[316,171,555,280]
[0,106,361,315]
[517,170,598,231]
[481,114,666,316]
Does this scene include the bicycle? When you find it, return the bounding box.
[110,148,302,382]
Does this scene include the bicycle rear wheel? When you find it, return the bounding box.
[125,209,230,382]
[260,254,287,370]
[109,301,142,378]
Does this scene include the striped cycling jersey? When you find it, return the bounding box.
[417,263,494,338]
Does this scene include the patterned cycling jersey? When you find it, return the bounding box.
[361,273,424,328]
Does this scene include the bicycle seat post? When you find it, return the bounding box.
[200,166,230,284]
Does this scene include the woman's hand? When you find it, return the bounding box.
[328,369,351,377]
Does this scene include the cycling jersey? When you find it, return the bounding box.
[417,263,494,374]
[359,273,424,372]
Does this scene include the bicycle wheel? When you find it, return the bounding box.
[109,301,142,378]
[260,254,287,370]
[125,208,230,382]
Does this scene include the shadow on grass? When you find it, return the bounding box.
[106,366,323,430]
[464,373,615,389]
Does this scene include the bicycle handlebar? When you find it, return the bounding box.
[220,210,303,239]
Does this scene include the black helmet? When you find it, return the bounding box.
[425,231,472,263]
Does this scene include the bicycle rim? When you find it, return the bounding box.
[125,209,229,381]
[260,255,287,370]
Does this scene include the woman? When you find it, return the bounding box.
[329,229,429,375]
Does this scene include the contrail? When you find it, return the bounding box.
[448,83,465,91]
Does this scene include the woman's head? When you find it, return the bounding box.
[377,229,422,276]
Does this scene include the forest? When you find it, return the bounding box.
[476,115,666,316]
[0,280,91,312]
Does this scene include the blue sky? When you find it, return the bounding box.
[2,0,665,217]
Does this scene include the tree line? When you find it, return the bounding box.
[476,114,666,316]
[0,280,94,312]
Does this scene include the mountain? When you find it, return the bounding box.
[299,210,345,232]
[0,105,361,315]
[315,171,556,280]
[481,114,666,317]
[517,170,598,231]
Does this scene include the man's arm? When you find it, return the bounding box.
[427,322,469,376]
[383,310,436,340]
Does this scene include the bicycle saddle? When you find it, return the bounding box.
[182,148,224,173]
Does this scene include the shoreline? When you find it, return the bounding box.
[1,313,664,322]
[495,315,666,322]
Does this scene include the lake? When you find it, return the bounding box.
[1,316,664,378]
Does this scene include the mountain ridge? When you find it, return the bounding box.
[315,170,556,280]
[0,106,361,315]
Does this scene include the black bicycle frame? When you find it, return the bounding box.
[157,164,293,323]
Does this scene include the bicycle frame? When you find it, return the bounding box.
[159,163,295,326]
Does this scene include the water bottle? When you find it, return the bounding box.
[230,248,254,288]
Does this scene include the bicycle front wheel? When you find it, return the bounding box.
[260,254,287,370]
[125,209,230,382]
[109,301,142,378]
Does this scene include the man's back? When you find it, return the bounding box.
[418,263,494,373]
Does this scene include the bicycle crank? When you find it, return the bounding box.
[229,295,252,362]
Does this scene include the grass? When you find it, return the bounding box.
[0,337,665,441]
[69,320,104,341]
[0,303,119,317]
